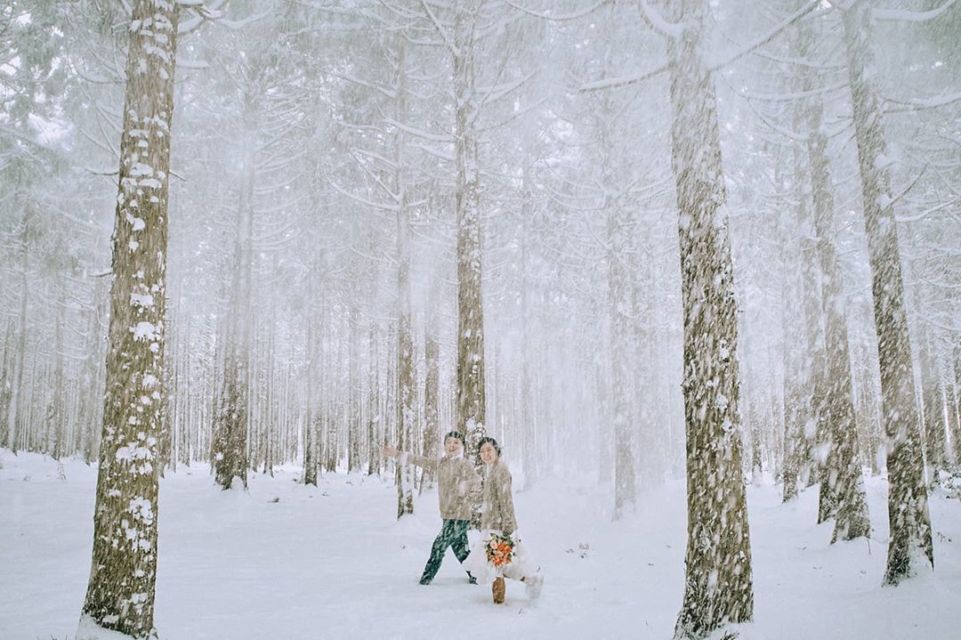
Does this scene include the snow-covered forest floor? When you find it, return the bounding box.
[1,451,959,640]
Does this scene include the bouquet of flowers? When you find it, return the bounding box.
[485,531,515,568]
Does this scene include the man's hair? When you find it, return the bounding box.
[444,431,466,447]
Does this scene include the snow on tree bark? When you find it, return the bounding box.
[782,13,827,503]
[840,0,933,583]
[805,92,870,542]
[667,1,753,637]
[212,107,257,491]
[452,1,488,464]
[423,329,440,488]
[80,1,179,637]
[394,37,415,518]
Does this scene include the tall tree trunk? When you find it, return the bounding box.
[609,202,636,519]
[668,2,753,637]
[367,323,381,476]
[0,322,15,450]
[8,206,31,454]
[841,0,933,584]
[49,292,66,460]
[348,303,362,473]
[212,128,255,491]
[782,17,826,501]
[519,164,537,489]
[423,328,440,488]
[394,37,415,517]
[452,1,487,463]
[79,2,179,636]
[806,92,870,541]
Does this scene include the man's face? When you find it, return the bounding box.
[445,437,463,456]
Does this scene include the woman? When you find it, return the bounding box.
[465,436,542,604]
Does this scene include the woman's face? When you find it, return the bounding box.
[479,442,498,465]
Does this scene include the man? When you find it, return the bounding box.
[384,431,481,585]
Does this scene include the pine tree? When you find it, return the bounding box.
[840,0,933,583]
[667,0,753,636]
[450,1,488,461]
[79,1,179,637]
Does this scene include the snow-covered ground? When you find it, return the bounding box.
[1,450,959,640]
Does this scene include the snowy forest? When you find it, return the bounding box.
[1,0,960,638]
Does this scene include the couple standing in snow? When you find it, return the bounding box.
[383,432,542,605]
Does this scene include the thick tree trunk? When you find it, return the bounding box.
[806,109,870,542]
[841,1,933,584]
[79,2,179,637]
[668,2,753,637]
[452,1,487,463]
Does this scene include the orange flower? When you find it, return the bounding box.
[486,533,515,567]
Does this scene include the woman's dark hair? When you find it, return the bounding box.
[477,436,501,456]
[444,431,466,448]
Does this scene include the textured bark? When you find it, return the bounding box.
[212,109,257,490]
[394,38,415,518]
[49,297,66,460]
[668,1,753,637]
[783,16,826,501]
[918,327,948,476]
[0,322,14,450]
[806,105,870,542]
[841,1,933,584]
[7,206,31,454]
[348,304,363,474]
[80,2,178,637]
[422,330,440,488]
[304,310,318,487]
[452,1,487,462]
[786,12,870,539]
[395,221,415,517]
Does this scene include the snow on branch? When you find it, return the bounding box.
[382,118,452,143]
[895,195,961,223]
[419,0,458,57]
[884,90,961,113]
[333,73,398,100]
[639,0,685,39]
[328,176,400,212]
[874,0,958,23]
[479,70,537,106]
[177,0,229,34]
[410,142,455,162]
[503,0,609,22]
[741,79,848,103]
[709,0,821,72]
[578,63,668,93]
